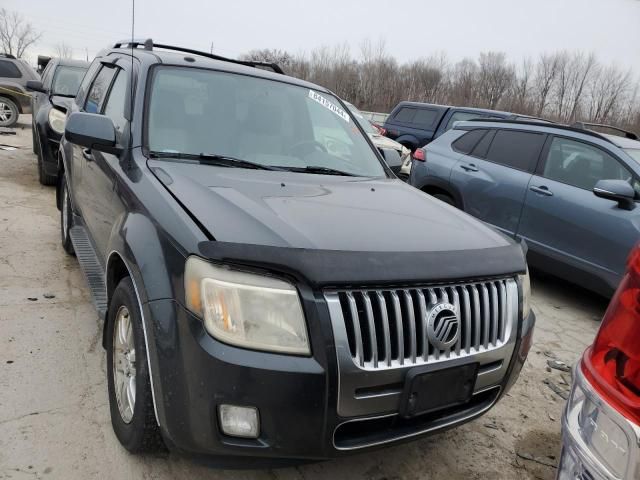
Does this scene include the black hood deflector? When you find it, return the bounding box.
[197,241,527,288]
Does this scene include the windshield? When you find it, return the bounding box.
[624,148,640,164]
[146,67,386,177]
[52,66,87,96]
[345,102,377,135]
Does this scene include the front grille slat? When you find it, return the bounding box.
[337,278,516,370]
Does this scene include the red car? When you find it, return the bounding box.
[558,244,640,479]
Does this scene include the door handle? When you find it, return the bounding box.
[82,148,93,161]
[460,163,479,172]
[530,185,553,196]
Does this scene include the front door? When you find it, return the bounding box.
[517,135,640,289]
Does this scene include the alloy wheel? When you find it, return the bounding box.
[112,306,136,424]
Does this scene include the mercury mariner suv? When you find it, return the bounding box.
[56,39,535,464]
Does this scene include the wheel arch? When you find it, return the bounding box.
[419,179,465,209]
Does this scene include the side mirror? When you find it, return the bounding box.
[379,147,402,175]
[26,80,46,94]
[65,112,122,155]
[593,179,636,210]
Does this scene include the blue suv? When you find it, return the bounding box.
[410,119,640,296]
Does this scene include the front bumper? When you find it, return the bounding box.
[146,298,533,464]
[558,365,640,479]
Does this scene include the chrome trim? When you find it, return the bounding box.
[333,387,501,451]
[106,250,160,427]
[326,278,518,417]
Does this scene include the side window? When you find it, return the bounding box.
[394,107,416,123]
[471,129,496,158]
[103,70,128,135]
[542,137,634,191]
[41,63,54,87]
[452,129,487,154]
[0,60,21,78]
[445,112,485,131]
[84,66,117,114]
[413,108,439,127]
[75,61,101,106]
[485,130,546,172]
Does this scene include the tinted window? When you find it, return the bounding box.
[413,108,438,126]
[85,66,117,113]
[394,107,415,123]
[452,129,487,154]
[485,130,546,171]
[543,137,633,191]
[472,129,495,158]
[41,62,55,86]
[146,67,385,177]
[0,60,21,78]
[76,61,100,106]
[103,70,128,135]
[52,66,87,96]
[446,112,485,131]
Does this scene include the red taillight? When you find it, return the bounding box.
[582,244,640,425]
[412,149,426,162]
[379,127,387,136]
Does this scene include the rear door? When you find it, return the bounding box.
[451,128,547,236]
[517,135,640,288]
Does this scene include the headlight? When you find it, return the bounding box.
[184,256,310,355]
[48,108,66,134]
[519,267,531,316]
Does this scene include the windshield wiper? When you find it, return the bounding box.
[148,151,282,171]
[280,165,358,177]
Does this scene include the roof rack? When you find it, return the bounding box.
[571,122,639,140]
[0,53,17,59]
[465,118,615,145]
[113,38,284,75]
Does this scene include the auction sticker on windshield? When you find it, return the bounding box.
[308,90,350,123]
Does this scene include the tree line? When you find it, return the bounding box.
[243,40,640,133]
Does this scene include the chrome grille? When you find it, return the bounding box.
[334,278,516,370]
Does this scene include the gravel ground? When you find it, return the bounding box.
[0,116,608,479]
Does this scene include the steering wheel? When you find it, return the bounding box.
[288,140,327,156]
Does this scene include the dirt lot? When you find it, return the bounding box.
[0,116,607,479]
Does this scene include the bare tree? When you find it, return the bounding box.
[0,8,41,58]
[476,52,514,109]
[55,42,73,59]
[534,53,560,116]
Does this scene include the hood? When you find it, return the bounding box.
[369,134,405,153]
[149,159,512,253]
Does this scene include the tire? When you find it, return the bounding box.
[36,131,57,186]
[106,277,164,453]
[433,193,456,207]
[0,96,19,128]
[32,122,37,153]
[60,176,75,255]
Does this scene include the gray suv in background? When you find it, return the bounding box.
[0,53,39,127]
[410,119,640,296]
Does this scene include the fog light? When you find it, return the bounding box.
[218,405,259,438]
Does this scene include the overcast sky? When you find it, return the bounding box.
[7,0,640,73]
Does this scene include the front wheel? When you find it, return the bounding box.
[106,277,165,453]
[60,176,75,255]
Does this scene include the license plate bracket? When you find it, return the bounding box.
[399,361,479,418]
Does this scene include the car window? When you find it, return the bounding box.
[346,104,377,135]
[413,108,439,127]
[76,61,101,106]
[484,129,546,172]
[85,66,117,114]
[0,60,21,78]
[103,69,128,136]
[452,129,487,154]
[446,112,485,131]
[471,129,496,158]
[146,66,386,177]
[394,107,415,123]
[41,62,54,86]
[543,137,634,191]
[52,66,87,96]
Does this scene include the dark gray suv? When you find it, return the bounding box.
[0,53,38,127]
[410,119,640,296]
[57,40,534,464]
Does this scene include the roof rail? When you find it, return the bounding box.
[571,122,639,140]
[0,53,17,59]
[112,38,285,75]
[465,118,615,144]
